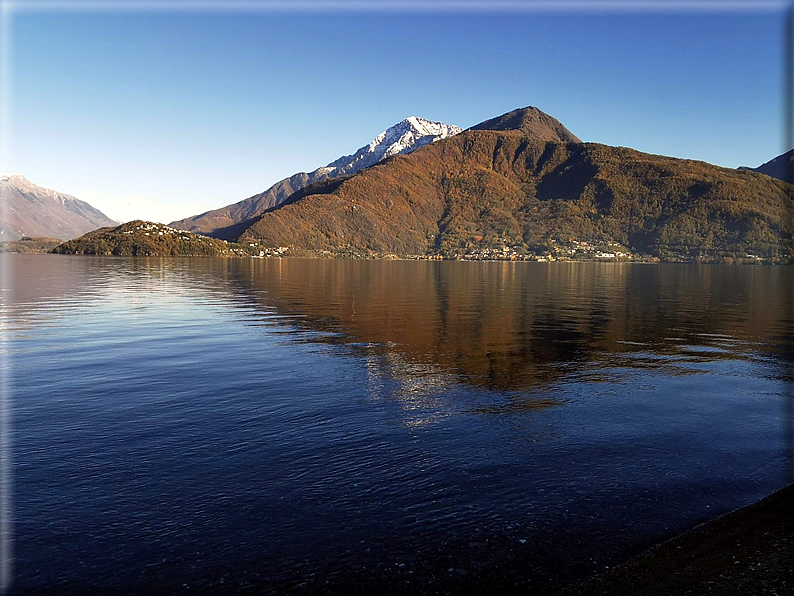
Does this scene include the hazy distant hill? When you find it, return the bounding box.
[52,220,256,257]
[238,106,792,261]
[0,173,117,241]
[169,117,462,238]
[0,236,62,253]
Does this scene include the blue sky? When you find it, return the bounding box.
[3,2,789,223]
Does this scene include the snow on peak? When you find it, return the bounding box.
[318,117,462,179]
[0,173,78,203]
[0,173,29,184]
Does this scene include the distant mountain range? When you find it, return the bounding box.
[0,173,116,241]
[169,117,462,238]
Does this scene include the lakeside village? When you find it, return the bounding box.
[124,222,775,264]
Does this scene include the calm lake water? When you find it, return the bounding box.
[2,255,793,594]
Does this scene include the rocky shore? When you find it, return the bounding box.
[564,483,794,595]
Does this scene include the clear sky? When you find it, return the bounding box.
[2,1,790,223]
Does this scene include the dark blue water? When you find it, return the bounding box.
[2,256,792,594]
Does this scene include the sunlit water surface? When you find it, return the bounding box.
[3,255,793,594]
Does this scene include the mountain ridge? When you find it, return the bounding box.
[746,149,794,184]
[169,116,461,237]
[236,107,792,262]
[0,173,117,240]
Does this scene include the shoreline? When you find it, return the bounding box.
[2,251,789,265]
[563,482,794,595]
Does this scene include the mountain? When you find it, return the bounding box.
[51,220,259,257]
[747,149,794,184]
[169,117,462,238]
[322,116,463,176]
[468,105,581,142]
[0,173,117,241]
[237,106,792,262]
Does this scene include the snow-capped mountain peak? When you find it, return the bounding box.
[169,115,462,235]
[1,172,78,204]
[1,173,30,185]
[321,117,462,178]
[0,173,117,240]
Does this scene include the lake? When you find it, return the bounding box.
[2,255,792,594]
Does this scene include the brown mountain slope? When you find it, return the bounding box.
[469,105,581,143]
[239,108,792,261]
[169,171,312,239]
[169,117,461,238]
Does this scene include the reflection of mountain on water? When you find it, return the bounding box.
[363,349,462,426]
[211,259,790,372]
[9,257,792,386]
[7,255,793,595]
[8,255,791,405]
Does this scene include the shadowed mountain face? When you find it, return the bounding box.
[169,117,461,238]
[0,173,116,241]
[750,149,794,184]
[239,107,792,260]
